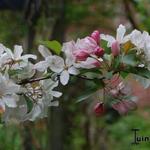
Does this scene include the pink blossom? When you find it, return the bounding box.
[93,47,104,57]
[112,100,136,115]
[92,60,101,67]
[73,36,104,60]
[75,37,99,54]
[94,102,105,116]
[111,41,120,56]
[73,50,89,61]
[91,30,100,44]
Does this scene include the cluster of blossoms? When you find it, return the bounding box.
[0,24,150,123]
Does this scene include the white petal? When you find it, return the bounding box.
[79,57,97,69]
[38,45,51,58]
[4,82,20,94]
[21,54,37,60]
[100,34,115,47]
[68,66,80,75]
[14,45,23,59]
[0,100,5,111]
[50,91,62,97]
[49,56,64,73]
[29,104,42,121]
[34,61,49,72]
[5,48,14,59]
[0,44,5,55]
[3,95,18,108]
[116,24,126,43]
[49,100,59,106]
[60,70,70,85]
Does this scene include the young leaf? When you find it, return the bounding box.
[129,67,150,79]
[24,95,33,113]
[120,71,129,78]
[41,40,62,55]
[122,54,138,66]
[76,81,104,103]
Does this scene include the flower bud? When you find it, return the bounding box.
[92,60,101,67]
[91,30,100,44]
[73,50,89,61]
[112,100,136,115]
[111,41,120,57]
[94,47,104,57]
[94,102,105,116]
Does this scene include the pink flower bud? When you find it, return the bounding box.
[92,60,101,67]
[112,100,136,115]
[91,30,100,44]
[94,47,104,57]
[73,50,89,61]
[94,102,105,116]
[111,41,120,57]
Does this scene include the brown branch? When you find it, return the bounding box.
[18,74,52,85]
[123,0,140,30]
[18,72,106,85]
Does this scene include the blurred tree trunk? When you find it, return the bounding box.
[48,0,67,150]
[123,0,140,30]
[22,2,41,150]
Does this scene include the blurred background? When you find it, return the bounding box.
[0,0,150,150]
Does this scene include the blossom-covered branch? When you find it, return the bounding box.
[0,24,150,123]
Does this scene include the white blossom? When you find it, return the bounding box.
[23,79,62,121]
[0,74,20,112]
[35,45,79,85]
[4,45,37,69]
[101,24,130,47]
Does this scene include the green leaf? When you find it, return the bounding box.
[112,56,120,69]
[101,40,111,54]
[24,95,33,113]
[80,68,102,74]
[134,75,150,88]
[122,54,138,66]
[76,80,104,103]
[76,89,97,103]
[105,71,113,79]
[82,72,103,79]
[129,67,150,79]
[8,69,23,76]
[41,40,62,55]
[120,71,129,78]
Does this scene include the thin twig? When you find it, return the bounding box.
[18,75,52,85]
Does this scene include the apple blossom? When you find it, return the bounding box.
[101,24,130,47]
[111,41,120,56]
[0,25,150,123]
[112,100,136,115]
[0,74,20,113]
[91,30,100,44]
[94,102,105,116]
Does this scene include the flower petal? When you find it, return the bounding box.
[60,70,70,85]
[68,66,80,75]
[50,91,62,98]
[116,24,126,43]
[100,34,115,47]
[14,45,23,59]
[49,56,64,73]
[3,95,18,108]
[21,54,37,60]
[34,61,49,72]
[38,45,52,58]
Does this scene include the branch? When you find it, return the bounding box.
[123,0,140,30]
[18,73,105,85]
[18,74,52,85]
